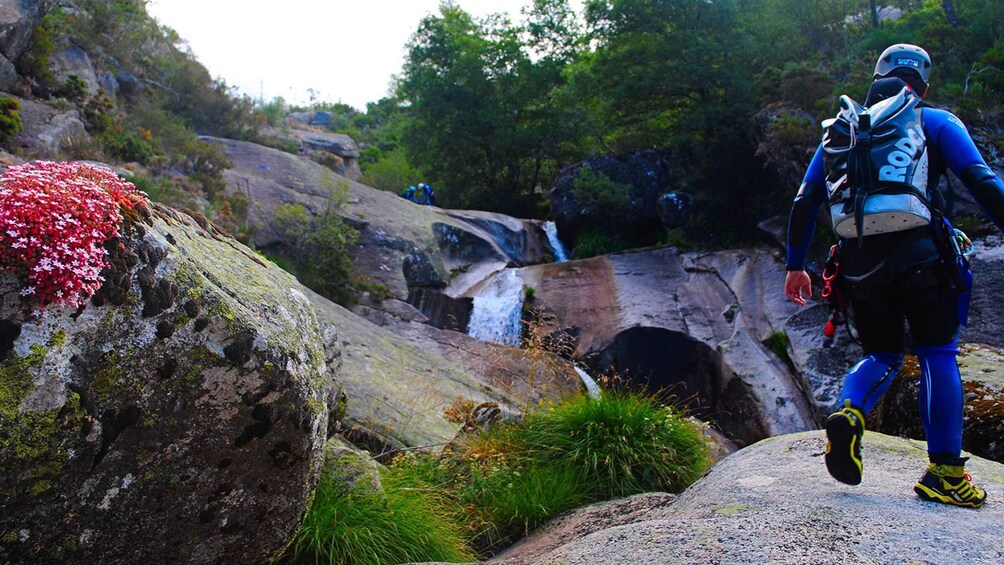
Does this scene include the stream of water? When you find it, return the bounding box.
[574,366,602,398]
[467,269,525,347]
[543,221,569,262]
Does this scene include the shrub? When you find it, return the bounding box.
[57,75,89,103]
[0,161,147,308]
[360,148,425,194]
[99,129,156,164]
[0,97,23,143]
[571,226,637,259]
[267,181,360,305]
[517,392,711,498]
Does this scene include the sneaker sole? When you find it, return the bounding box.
[913,482,986,509]
[825,414,862,485]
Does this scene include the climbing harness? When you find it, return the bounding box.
[821,242,859,347]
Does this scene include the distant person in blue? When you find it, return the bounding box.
[401,185,417,202]
[400,183,436,206]
[783,44,1004,508]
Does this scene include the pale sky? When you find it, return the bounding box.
[146,0,575,110]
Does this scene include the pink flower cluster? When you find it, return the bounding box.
[0,161,148,308]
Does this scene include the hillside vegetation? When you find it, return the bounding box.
[5,1,1003,248]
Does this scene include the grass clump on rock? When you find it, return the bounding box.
[284,451,474,565]
[445,392,710,553]
[286,391,710,563]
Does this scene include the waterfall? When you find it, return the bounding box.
[543,221,569,262]
[574,366,602,398]
[467,269,525,346]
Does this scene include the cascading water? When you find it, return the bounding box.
[543,221,569,263]
[467,269,525,346]
[574,366,602,398]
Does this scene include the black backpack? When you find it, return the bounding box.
[822,79,931,242]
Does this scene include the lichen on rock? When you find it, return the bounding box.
[0,204,342,564]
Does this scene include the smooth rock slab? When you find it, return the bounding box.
[492,431,1004,564]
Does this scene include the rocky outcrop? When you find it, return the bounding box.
[0,204,341,564]
[49,45,101,96]
[208,137,553,301]
[265,124,362,181]
[549,149,678,247]
[0,1,51,83]
[5,93,88,156]
[515,247,815,445]
[351,302,584,414]
[751,102,817,193]
[445,210,555,266]
[491,431,1004,564]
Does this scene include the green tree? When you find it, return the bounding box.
[398,3,583,217]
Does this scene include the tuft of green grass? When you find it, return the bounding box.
[286,460,474,565]
[518,392,711,498]
[441,392,710,553]
[763,330,793,369]
[286,391,711,563]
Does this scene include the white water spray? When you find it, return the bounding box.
[544,221,569,263]
[467,269,525,346]
[574,366,602,398]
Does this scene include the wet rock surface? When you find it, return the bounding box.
[491,432,1004,564]
[0,204,341,564]
[516,247,815,443]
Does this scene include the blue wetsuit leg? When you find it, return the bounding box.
[838,352,904,414]
[915,342,964,462]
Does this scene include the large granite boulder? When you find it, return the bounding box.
[306,286,525,454]
[49,45,101,97]
[491,431,1004,564]
[0,204,341,564]
[515,247,816,445]
[351,301,584,413]
[549,149,678,247]
[5,93,88,155]
[207,137,553,301]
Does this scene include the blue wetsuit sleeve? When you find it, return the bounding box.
[786,145,827,270]
[924,108,986,172]
[925,108,1004,230]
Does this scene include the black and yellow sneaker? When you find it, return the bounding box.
[914,462,987,509]
[824,400,865,485]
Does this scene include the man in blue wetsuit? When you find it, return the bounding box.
[784,44,1004,508]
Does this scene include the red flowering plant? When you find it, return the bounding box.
[0,161,148,309]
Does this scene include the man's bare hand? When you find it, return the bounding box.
[785,270,812,306]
